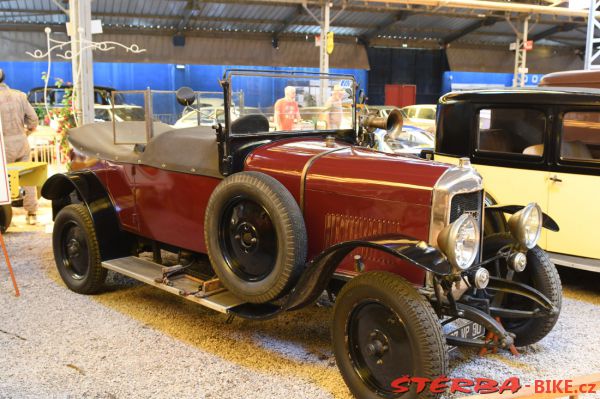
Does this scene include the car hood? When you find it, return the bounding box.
[244,137,450,206]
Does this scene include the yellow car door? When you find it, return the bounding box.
[436,106,551,245]
[545,110,600,260]
[436,155,550,246]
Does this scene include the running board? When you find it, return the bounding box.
[101,256,245,314]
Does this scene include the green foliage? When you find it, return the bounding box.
[40,72,75,169]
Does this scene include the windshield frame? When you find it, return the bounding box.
[221,69,358,138]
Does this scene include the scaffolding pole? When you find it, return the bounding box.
[319,2,330,102]
[511,17,530,88]
[585,0,600,70]
[69,0,94,125]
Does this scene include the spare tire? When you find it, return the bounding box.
[204,171,307,303]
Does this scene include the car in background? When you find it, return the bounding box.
[540,69,600,89]
[370,104,436,134]
[28,85,124,108]
[373,124,434,155]
[94,105,145,122]
[433,87,600,273]
[400,104,437,134]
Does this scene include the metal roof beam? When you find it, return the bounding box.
[530,22,578,41]
[168,0,588,17]
[0,0,586,28]
[360,11,408,42]
[176,0,197,33]
[357,0,589,18]
[441,17,500,45]
[273,4,303,37]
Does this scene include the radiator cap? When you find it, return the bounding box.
[458,157,471,168]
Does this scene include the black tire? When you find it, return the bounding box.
[483,233,562,347]
[53,204,107,294]
[204,171,307,303]
[333,272,448,399]
[0,205,12,233]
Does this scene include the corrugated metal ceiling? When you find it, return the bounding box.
[0,0,587,47]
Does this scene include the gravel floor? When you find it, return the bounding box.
[1,205,599,398]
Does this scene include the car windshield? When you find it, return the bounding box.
[113,107,146,122]
[226,70,356,135]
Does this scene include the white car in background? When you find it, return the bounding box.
[94,105,146,122]
[400,104,437,134]
[373,124,434,156]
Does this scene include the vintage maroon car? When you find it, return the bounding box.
[42,71,561,398]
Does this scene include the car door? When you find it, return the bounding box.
[437,106,551,246]
[545,109,600,260]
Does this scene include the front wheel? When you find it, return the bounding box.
[53,204,107,294]
[332,272,448,399]
[483,233,562,347]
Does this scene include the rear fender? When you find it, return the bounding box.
[230,234,452,319]
[41,172,132,260]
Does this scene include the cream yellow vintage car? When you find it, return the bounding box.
[434,87,600,273]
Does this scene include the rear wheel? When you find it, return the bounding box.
[53,204,106,294]
[333,272,448,399]
[483,233,562,346]
[205,171,307,303]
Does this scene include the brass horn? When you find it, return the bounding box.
[362,109,404,137]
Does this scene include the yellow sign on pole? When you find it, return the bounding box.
[327,31,334,54]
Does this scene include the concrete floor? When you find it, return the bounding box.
[1,201,599,398]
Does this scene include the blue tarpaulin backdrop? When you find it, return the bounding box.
[442,71,545,94]
[0,61,368,98]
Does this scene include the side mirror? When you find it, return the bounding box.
[176,87,196,106]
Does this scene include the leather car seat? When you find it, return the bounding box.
[523,144,544,156]
[562,140,592,159]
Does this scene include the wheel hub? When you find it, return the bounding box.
[366,330,390,361]
[67,238,81,258]
[234,222,258,252]
[347,301,414,396]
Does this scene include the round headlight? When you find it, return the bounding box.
[437,214,480,270]
[508,203,542,249]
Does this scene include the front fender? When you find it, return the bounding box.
[42,172,132,260]
[229,234,451,320]
[485,205,559,232]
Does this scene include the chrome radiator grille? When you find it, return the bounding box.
[450,190,483,262]
[450,191,483,225]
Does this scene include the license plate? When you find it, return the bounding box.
[445,319,485,351]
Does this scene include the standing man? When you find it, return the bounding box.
[0,69,39,225]
[274,86,301,131]
[324,85,346,129]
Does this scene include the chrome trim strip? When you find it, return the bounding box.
[299,146,347,212]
